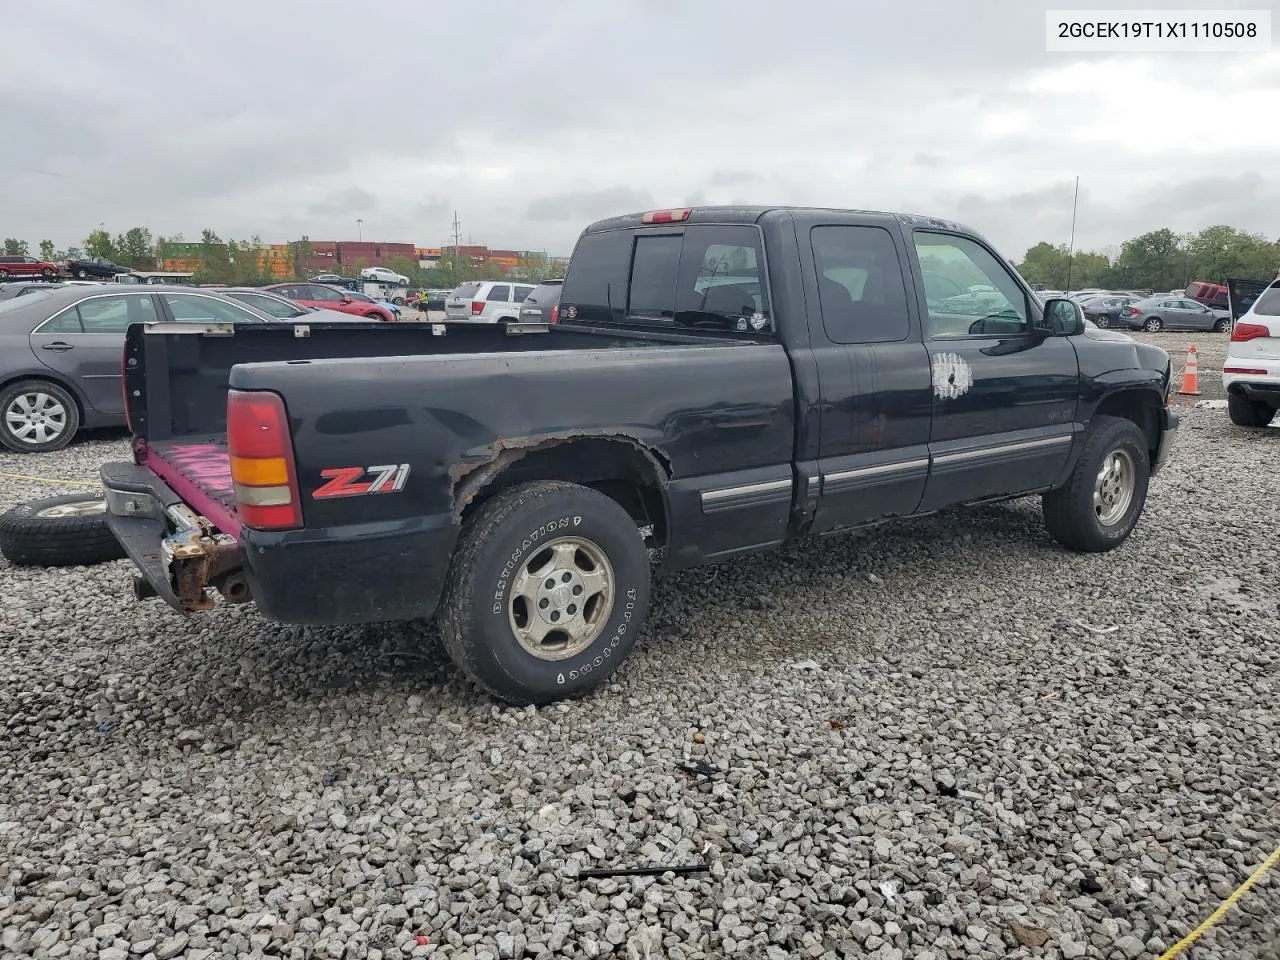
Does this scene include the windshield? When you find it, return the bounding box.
[0,291,52,314]
[228,292,307,318]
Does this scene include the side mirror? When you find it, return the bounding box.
[1042,297,1085,336]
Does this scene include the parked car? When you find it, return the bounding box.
[444,280,537,322]
[343,287,401,319]
[360,266,410,286]
[1185,281,1230,311]
[0,256,61,280]
[221,287,369,323]
[1118,296,1230,332]
[1081,295,1145,328]
[102,204,1176,706]
[518,279,564,324]
[0,285,291,452]
[0,282,69,301]
[309,274,349,285]
[264,282,395,321]
[1222,278,1280,427]
[66,256,131,280]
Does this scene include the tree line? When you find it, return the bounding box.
[2,227,555,289]
[1016,225,1280,292]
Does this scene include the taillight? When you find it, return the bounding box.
[641,208,692,224]
[471,300,484,315]
[1231,322,1270,342]
[1127,307,1141,315]
[226,389,302,530]
[550,303,559,324]
[1224,366,1269,375]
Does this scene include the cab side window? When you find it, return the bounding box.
[810,225,910,344]
[674,225,769,332]
[914,232,1029,338]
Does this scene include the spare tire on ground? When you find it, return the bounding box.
[0,493,126,567]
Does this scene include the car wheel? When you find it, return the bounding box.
[1143,316,1163,332]
[1213,318,1228,332]
[0,380,80,453]
[392,296,404,305]
[438,480,651,705]
[41,268,55,279]
[1093,315,1111,329]
[0,269,8,278]
[1227,393,1276,428]
[74,268,88,279]
[1042,415,1150,553]
[0,493,125,567]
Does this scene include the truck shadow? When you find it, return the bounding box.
[148,498,1052,727]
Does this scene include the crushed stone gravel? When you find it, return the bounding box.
[0,397,1277,960]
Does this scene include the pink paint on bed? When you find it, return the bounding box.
[142,443,243,539]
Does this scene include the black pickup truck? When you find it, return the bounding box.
[103,206,1177,704]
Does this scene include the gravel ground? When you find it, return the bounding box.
[1,393,1277,959]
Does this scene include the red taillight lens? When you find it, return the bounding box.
[227,389,302,530]
[471,300,484,315]
[1223,366,1269,375]
[550,303,559,324]
[1128,307,1141,315]
[1231,322,1270,342]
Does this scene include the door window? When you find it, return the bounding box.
[486,284,510,303]
[914,233,1029,338]
[162,294,266,323]
[229,293,304,318]
[810,225,910,343]
[307,285,345,302]
[45,294,158,334]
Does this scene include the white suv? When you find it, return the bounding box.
[360,266,410,285]
[1223,279,1280,427]
[444,280,537,322]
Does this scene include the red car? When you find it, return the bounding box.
[0,255,61,280]
[264,282,395,321]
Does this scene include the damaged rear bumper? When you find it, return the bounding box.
[101,462,246,613]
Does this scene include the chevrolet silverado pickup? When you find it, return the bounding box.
[103,206,1178,705]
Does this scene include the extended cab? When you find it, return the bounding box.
[102,207,1178,704]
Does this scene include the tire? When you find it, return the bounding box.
[1228,393,1275,428]
[1143,316,1163,332]
[438,480,651,705]
[392,296,405,306]
[74,268,88,279]
[0,269,8,278]
[1093,315,1111,329]
[1213,318,1228,333]
[1042,415,1150,553]
[0,379,80,453]
[0,493,125,567]
[41,268,55,279]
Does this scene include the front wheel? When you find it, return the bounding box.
[0,379,80,453]
[1144,316,1163,332]
[74,268,88,279]
[1042,415,1150,553]
[438,480,651,705]
[41,268,55,279]
[1228,393,1275,427]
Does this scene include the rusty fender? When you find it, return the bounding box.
[448,432,671,524]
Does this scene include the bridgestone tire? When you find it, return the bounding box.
[1042,415,1150,553]
[438,480,651,705]
[1228,393,1275,428]
[0,493,125,567]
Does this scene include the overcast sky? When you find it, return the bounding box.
[3,0,1277,259]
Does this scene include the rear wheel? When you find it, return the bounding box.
[74,267,88,279]
[438,480,651,705]
[1093,314,1111,329]
[1213,318,1228,332]
[1144,316,1163,332]
[0,380,80,453]
[1043,415,1150,553]
[1228,393,1275,428]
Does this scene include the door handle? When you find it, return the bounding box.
[41,342,74,352]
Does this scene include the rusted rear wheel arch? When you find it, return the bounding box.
[454,436,671,547]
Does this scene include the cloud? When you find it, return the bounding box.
[0,0,1275,260]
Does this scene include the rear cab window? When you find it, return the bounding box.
[561,223,771,334]
[452,282,481,299]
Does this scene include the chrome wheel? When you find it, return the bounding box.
[508,536,615,660]
[5,392,69,445]
[1094,449,1135,526]
[35,499,106,519]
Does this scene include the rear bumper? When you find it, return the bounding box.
[102,461,459,625]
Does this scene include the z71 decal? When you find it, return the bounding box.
[313,463,411,499]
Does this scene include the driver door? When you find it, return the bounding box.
[910,230,1080,512]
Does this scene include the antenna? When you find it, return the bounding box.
[1064,176,1080,295]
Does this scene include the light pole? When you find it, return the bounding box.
[356,218,363,242]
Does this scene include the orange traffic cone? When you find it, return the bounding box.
[1178,344,1201,396]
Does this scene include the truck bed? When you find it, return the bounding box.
[141,439,238,537]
